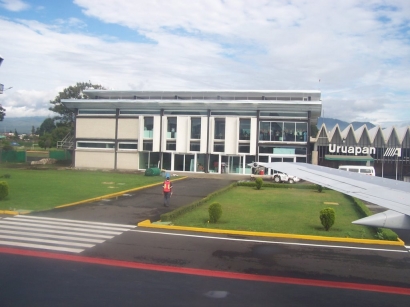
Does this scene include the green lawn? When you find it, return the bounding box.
[172,186,378,239]
[0,167,164,211]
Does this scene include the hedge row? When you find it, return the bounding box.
[160,182,237,222]
[347,195,398,241]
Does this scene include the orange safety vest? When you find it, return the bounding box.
[163,181,171,193]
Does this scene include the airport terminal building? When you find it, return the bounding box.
[62,90,322,175]
[311,124,410,180]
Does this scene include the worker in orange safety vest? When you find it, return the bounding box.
[162,176,173,207]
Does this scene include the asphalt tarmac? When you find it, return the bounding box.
[30,176,238,224]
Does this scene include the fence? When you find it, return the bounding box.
[49,150,72,160]
[1,150,26,163]
[0,150,72,163]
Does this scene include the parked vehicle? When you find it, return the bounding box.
[272,172,300,184]
[250,172,300,183]
[338,165,375,176]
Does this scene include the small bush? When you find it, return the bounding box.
[0,181,9,200]
[255,177,263,190]
[316,184,323,193]
[320,207,335,231]
[208,202,222,223]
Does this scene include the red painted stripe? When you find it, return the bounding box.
[1,246,409,296]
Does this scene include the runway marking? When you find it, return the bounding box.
[6,216,134,231]
[131,229,409,254]
[0,230,105,243]
[0,224,115,238]
[1,246,409,296]
[0,216,136,253]
[0,220,123,235]
[13,215,135,228]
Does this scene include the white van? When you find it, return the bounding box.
[338,165,375,176]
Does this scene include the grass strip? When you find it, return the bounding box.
[170,185,396,240]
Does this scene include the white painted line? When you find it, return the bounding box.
[0,224,114,239]
[0,230,105,243]
[0,221,122,235]
[0,235,95,248]
[131,229,409,254]
[7,217,133,231]
[13,215,136,228]
[0,240,84,253]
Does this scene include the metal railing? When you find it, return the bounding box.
[57,132,74,149]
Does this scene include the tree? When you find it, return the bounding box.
[51,126,71,146]
[39,118,56,136]
[38,133,53,150]
[310,124,319,138]
[320,208,335,231]
[0,104,5,121]
[49,81,105,127]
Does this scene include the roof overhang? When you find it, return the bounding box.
[325,155,374,161]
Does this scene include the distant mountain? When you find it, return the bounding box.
[0,116,47,134]
[317,117,375,131]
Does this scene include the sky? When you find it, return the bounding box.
[0,0,409,127]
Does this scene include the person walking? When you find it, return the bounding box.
[162,176,173,207]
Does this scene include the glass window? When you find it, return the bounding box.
[77,142,114,149]
[118,142,138,150]
[214,142,225,152]
[296,123,307,142]
[166,141,176,151]
[190,141,200,152]
[167,117,177,138]
[271,122,283,141]
[214,118,225,139]
[283,122,295,142]
[238,144,250,153]
[120,110,160,115]
[78,109,116,115]
[191,118,201,139]
[239,119,251,140]
[143,140,153,151]
[144,117,153,138]
[259,122,270,141]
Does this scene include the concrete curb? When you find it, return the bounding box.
[137,219,405,247]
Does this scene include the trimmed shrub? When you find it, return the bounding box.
[208,202,222,223]
[320,207,335,231]
[316,184,323,193]
[255,177,263,190]
[0,181,9,200]
[160,183,236,221]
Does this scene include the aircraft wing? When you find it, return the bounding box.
[253,162,410,230]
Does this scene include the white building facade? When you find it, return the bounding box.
[62,90,322,175]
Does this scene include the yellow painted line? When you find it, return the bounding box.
[55,177,187,209]
[0,210,19,215]
[324,202,339,205]
[137,220,405,247]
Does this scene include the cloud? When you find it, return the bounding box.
[0,0,409,126]
[1,89,55,117]
[0,0,29,12]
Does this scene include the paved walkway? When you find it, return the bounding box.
[28,174,242,225]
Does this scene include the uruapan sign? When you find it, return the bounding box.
[329,144,401,157]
